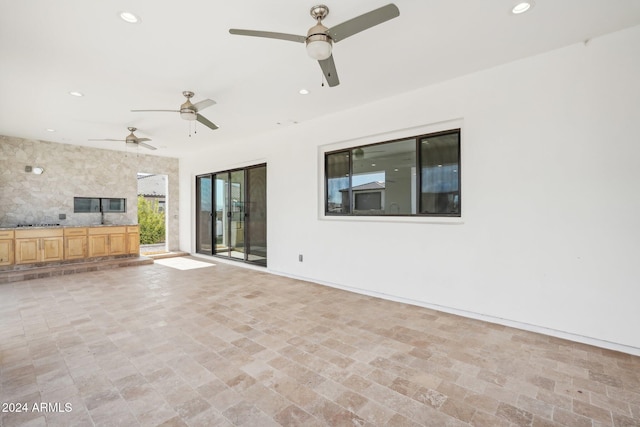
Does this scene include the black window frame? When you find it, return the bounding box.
[324,128,461,218]
[73,197,127,213]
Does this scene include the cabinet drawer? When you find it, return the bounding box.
[0,230,14,239]
[126,225,139,233]
[89,226,126,235]
[64,228,87,236]
[16,228,63,239]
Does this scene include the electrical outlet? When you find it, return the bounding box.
[298,254,303,262]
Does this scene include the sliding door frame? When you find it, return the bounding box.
[195,163,267,266]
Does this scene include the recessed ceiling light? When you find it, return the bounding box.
[299,89,309,95]
[69,91,84,97]
[119,11,141,24]
[46,128,55,132]
[512,2,533,14]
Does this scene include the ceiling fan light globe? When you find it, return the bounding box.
[180,110,197,121]
[306,38,332,60]
[126,141,138,148]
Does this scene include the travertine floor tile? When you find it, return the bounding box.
[1,258,639,426]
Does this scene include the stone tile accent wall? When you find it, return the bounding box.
[0,135,180,250]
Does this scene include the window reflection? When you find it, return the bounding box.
[326,151,350,213]
[351,139,415,215]
[420,133,460,215]
[325,129,460,217]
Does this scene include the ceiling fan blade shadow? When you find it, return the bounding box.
[137,142,157,150]
[327,3,399,42]
[130,109,179,113]
[196,114,219,130]
[318,55,340,87]
[192,99,216,112]
[229,29,306,43]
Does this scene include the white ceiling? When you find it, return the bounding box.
[1,1,639,158]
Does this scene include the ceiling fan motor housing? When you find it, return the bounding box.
[180,99,197,121]
[306,22,332,60]
[126,128,138,145]
[306,5,332,60]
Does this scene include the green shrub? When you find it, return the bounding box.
[138,196,165,244]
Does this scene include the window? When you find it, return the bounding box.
[324,129,460,217]
[103,198,126,213]
[74,197,101,213]
[74,197,126,213]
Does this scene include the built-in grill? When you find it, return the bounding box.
[16,223,61,227]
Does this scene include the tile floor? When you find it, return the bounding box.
[1,258,639,427]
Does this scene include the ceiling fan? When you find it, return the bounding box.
[353,147,386,159]
[229,3,400,87]
[89,127,156,150]
[131,91,218,130]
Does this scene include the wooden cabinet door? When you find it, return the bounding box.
[88,235,109,258]
[0,239,14,265]
[15,238,39,264]
[41,237,64,262]
[109,233,127,255]
[128,233,140,255]
[65,236,86,260]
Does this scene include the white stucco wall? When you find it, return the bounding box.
[180,26,640,353]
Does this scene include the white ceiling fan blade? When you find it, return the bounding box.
[130,109,180,113]
[318,55,340,87]
[137,142,157,150]
[327,4,400,43]
[136,138,152,142]
[229,29,306,43]
[192,99,216,112]
[196,114,219,130]
[88,138,124,142]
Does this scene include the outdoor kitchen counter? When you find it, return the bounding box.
[0,225,140,266]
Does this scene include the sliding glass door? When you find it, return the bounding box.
[196,175,212,255]
[214,173,229,256]
[228,170,245,260]
[196,164,266,266]
[246,165,267,265]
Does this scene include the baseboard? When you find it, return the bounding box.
[267,268,640,357]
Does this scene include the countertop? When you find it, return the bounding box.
[0,224,138,231]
